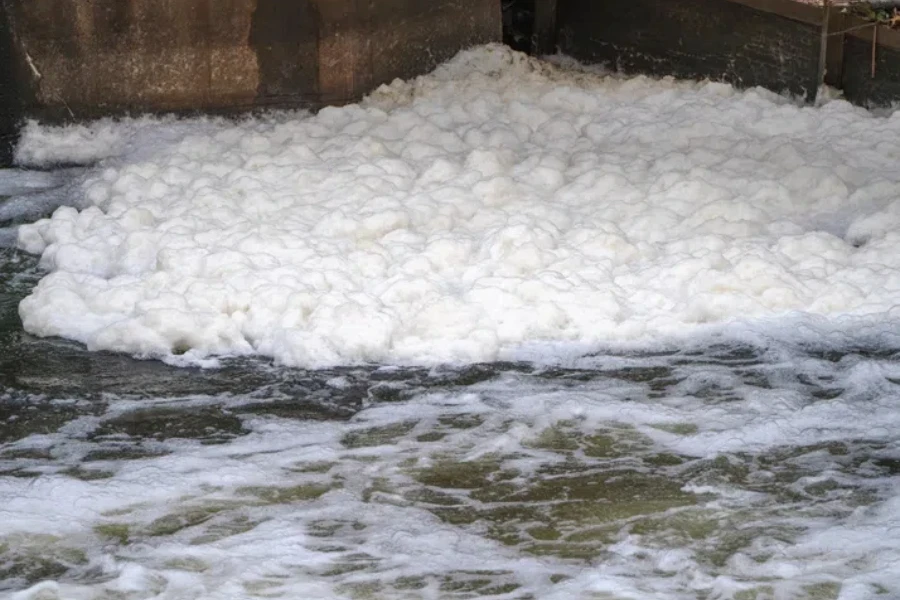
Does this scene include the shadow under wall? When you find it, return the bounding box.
[503,0,535,54]
[0,1,21,166]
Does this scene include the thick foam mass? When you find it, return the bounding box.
[15,45,900,366]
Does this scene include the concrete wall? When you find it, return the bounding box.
[8,0,900,168]
[1,2,20,166]
[0,0,500,166]
[556,0,822,102]
[553,0,900,111]
[835,21,900,108]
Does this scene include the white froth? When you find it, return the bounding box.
[14,45,900,366]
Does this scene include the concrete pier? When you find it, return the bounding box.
[0,0,500,166]
[7,0,900,167]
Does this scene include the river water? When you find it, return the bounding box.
[2,238,900,599]
[3,47,900,599]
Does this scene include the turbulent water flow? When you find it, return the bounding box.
[3,45,900,599]
[2,243,900,599]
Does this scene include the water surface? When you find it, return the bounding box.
[2,238,900,599]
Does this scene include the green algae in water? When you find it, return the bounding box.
[401,412,706,561]
[434,571,520,597]
[287,461,336,473]
[94,523,131,545]
[652,422,700,436]
[306,519,367,538]
[734,587,776,600]
[163,556,209,573]
[629,509,720,542]
[334,581,385,599]
[801,582,842,600]
[525,422,658,461]
[91,406,248,442]
[341,420,418,448]
[0,399,103,444]
[410,442,699,560]
[236,483,332,504]
[526,524,562,541]
[644,452,686,467]
[503,470,695,506]
[361,476,397,503]
[403,487,465,506]
[243,578,289,596]
[582,426,654,459]
[527,425,580,452]
[698,525,797,568]
[190,515,262,546]
[0,534,89,587]
[413,456,509,490]
[437,414,485,430]
[146,506,227,537]
[322,552,382,578]
[416,431,446,442]
[564,526,619,544]
[82,444,172,462]
[63,466,115,481]
[393,575,428,590]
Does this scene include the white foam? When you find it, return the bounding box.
[0,168,86,250]
[14,45,900,366]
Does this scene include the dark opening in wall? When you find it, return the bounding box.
[0,1,20,167]
[502,0,534,54]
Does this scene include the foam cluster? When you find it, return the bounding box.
[15,45,900,366]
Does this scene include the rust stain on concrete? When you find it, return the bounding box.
[5,0,260,116]
[2,0,498,124]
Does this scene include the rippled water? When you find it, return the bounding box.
[2,229,900,598]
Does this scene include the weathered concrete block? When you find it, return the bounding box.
[557,0,822,101]
[0,1,20,166]
[0,0,500,165]
[841,28,900,108]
